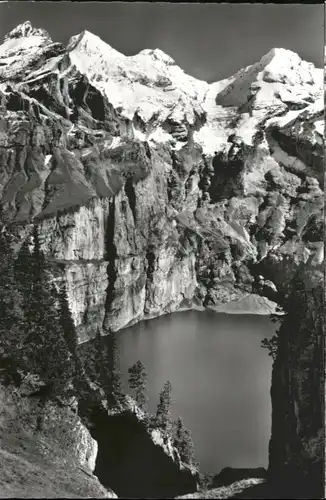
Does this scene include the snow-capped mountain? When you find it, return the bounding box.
[0,21,323,155]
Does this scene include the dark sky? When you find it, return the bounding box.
[0,2,323,82]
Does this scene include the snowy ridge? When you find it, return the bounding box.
[0,22,62,82]
[195,47,323,151]
[3,20,51,42]
[66,29,208,125]
[0,21,323,153]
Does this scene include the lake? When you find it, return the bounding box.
[116,309,275,475]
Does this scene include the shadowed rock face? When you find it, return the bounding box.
[267,266,324,497]
[0,22,324,494]
[86,407,197,498]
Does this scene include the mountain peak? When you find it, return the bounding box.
[67,29,122,58]
[264,47,300,59]
[137,48,176,66]
[4,20,52,42]
[260,47,302,68]
[213,46,321,111]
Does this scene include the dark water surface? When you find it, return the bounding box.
[116,310,275,475]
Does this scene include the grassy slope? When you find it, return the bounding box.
[0,444,111,499]
[0,383,116,499]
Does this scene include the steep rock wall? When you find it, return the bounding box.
[268,268,324,497]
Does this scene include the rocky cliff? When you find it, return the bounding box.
[0,22,323,339]
[0,21,324,496]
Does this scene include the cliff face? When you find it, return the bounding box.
[0,21,324,491]
[268,266,324,497]
[0,26,323,339]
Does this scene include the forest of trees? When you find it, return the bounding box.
[0,227,123,408]
[0,227,74,397]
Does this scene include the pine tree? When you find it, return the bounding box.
[95,326,104,383]
[128,360,148,410]
[100,341,112,400]
[97,331,123,407]
[58,281,81,388]
[82,327,100,385]
[0,229,24,383]
[14,238,35,308]
[32,225,46,273]
[156,380,172,432]
[58,283,78,357]
[110,333,123,402]
[0,229,20,336]
[173,417,196,466]
[261,335,279,360]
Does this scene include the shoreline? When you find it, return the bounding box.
[206,294,284,316]
[176,293,283,317]
[79,293,283,342]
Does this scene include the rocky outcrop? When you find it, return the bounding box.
[82,400,198,498]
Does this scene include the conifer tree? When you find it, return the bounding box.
[58,282,78,357]
[100,342,112,398]
[96,331,123,407]
[82,327,99,384]
[0,229,19,334]
[110,333,123,402]
[32,225,46,273]
[128,360,148,410]
[94,326,104,383]
[58,281,82,389]
[14,238,35,307]
[0,229,24,383]
[156,380,172,432]
[173,416,196,466]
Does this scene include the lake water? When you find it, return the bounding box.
[116,309,275,475]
